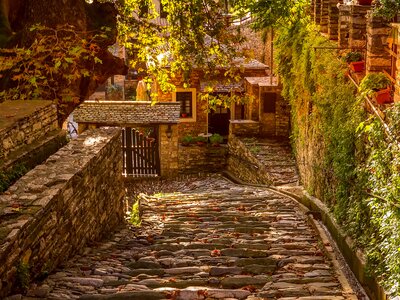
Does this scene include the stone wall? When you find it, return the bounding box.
[178,145,228,174]
[159,124,179,177]
[227,136,273,185]
[0,128,125,297]
[0,101,58,162]
[275,93,291,137]
[229,120,260,137]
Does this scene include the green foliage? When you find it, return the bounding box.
[0,164,27,193]
[275,13,400,295]
[229,0,308,29]
[210,133,223,144]
[181,135,194,145]
[128,199,141,227]
[17,262,30,291]
[0,24,105,106]
[117,0,245,95]
[343,51,363,63]
[374,0,400,20]
[194,136,207,143]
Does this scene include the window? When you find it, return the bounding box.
[262,92,277,113]
[173,88,196,122]
[177,92,192,117]
[160,2,167,18]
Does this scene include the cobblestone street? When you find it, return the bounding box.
[16,175,357,300]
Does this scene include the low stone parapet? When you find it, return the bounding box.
[0,101,58,162]
[227,136,273,185]
[0,127,125,297]
[178,145,228,174]
[229,120,260,137]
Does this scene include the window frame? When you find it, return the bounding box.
[173,88,197,122]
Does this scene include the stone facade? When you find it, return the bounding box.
[243,77,290,137]
[0,128,125,297]
[0,101,58,162]
[178,145,228,174]
[74,101,181,127]
[159,124,179,177]
[227,136,273,185]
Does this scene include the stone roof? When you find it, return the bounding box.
[200,80,244,93]
[232,58,269,70]
[245,76,279,87]
[74,101,181,125]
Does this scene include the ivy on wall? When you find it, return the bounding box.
[275,17,400,295]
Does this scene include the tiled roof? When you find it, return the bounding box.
[74,101,181,125]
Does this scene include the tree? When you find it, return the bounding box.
[0,0,127,124]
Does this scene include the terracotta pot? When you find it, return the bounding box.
[375,88,392,105]
[349,61,364,72]
[358,0,372,5]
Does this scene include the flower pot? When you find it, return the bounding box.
[196,141,206,146]
[358,0,372,5]
[349,61,364,72]
[211,143,221,147]
[375,88,392,105]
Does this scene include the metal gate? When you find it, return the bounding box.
[122,126,160,177]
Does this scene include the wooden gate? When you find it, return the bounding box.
[122,126,160,177]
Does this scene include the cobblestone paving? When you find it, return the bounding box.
[16,175,354,300]
[242,138,299,186]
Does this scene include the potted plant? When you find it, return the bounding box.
[343,51,364,72]
[359,73,392,104]
[181,135,194,146]
[209,133,223,146]
[195,136,207,146]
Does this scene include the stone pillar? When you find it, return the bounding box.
[338,4,351,47]
[328,0,340,40]
[348,5,370,48]
[310,0,315,21]
[314,0,321,24]
[320,0,330,33]
[159,124,179,177]
[365,12,391,74]
[393,24,400,102]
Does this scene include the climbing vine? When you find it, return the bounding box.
[275,14,400,295]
